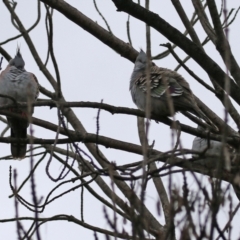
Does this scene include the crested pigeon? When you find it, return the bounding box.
[192,125,240,201]
[130,50,210,122]
[0,49,39,159]
[192,125,224,168]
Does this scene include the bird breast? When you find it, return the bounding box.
[0,71,38,105]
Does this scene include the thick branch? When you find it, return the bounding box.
[39,0,138,62]
[0,102,238,143]
[207,0,240,86]
[171,0,202,47]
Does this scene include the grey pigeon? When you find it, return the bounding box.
[192,126,224,169]
[130,50,209,122]
[192,126,240,201]
[0,49,39,159]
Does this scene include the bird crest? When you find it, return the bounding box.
[16,43,21,54]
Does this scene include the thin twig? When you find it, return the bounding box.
[0,1,41,46]
[93,0,113,34]
[126,15,132,46]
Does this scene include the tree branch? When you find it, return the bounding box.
[111,0,240,105]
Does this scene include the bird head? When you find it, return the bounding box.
[133,50,147,72]
[9,48,25,69]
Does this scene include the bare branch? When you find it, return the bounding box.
[111,0,240,106]
[0,1,41,46]
[93,0,113,34]
[207,0,240,86]
[192,0,217,43]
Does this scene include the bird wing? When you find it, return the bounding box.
[29,73,39,100]
[14,72,39,102]
[0,65,10,79]
[134,66,183,98]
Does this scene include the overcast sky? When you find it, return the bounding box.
[0,1,240,239]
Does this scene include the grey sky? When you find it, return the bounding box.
[0,0,240,239]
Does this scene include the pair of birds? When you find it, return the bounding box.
[0,49,39,159]
[132,51,240,199]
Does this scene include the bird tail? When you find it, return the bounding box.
[192,106,216,130]
[8,117,28,159]
[11,127,27,159]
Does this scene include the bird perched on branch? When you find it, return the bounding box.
[192,125,226,168]
[192,125,240,201]
[130,50,210,123]
[0,48,39,159]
